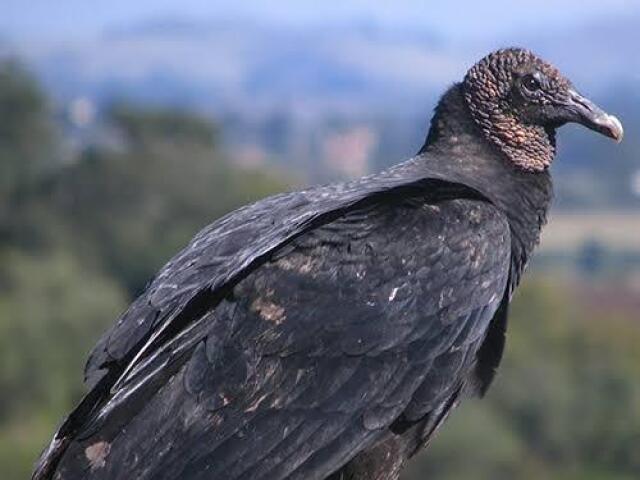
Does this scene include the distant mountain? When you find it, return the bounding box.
[6,19,463,118]
[7,15,639,118]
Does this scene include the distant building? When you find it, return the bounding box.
[322,126,377,178]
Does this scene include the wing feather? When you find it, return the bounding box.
[50,194,511,480]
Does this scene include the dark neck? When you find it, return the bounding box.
[420,83,481,151]
[416,84,554,292]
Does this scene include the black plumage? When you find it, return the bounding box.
[33,48,622,480]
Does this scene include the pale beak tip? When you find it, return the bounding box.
[608,114,624,143]
[596,113,624,143]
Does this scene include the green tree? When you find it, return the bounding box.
[0,249,127,480]
[0,60,55,229]
[37,105,290,294]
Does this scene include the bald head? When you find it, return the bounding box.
[462,48,622,171]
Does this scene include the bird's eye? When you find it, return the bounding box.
[522,74,541,93]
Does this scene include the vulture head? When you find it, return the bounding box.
[463,48,623,171]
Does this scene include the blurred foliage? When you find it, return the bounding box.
[404,280,640,480]
[4,81,289,295]
[0,61,639,480]
[0,60,56,234]
[0,249,127,480]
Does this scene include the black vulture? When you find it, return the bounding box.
[33,48,623,480]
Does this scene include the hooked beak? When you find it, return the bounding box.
[564,89,624,142]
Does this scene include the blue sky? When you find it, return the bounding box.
[3,0,638,39]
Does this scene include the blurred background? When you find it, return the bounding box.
[1,1,639,479]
